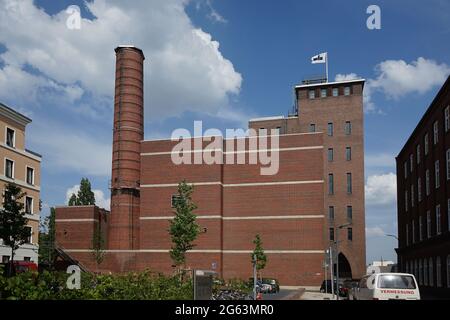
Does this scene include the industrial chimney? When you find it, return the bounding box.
[108,46,145,250]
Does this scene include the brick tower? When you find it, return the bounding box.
[108,46,145,250]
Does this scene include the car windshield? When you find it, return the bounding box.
[378,275,416,289]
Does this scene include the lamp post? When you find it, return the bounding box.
[385,234,398,240]
[335,222,352,300]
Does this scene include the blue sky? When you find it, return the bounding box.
[1,0,449,264]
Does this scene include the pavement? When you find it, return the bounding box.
[262,288,304,300]
[298,291,335,300]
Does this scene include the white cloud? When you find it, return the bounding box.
[66,184,110,210]
[206,0,227,24]
[0,0,241,119]
[366,226,387,238]
[28,121,111,176]
[334,73,359,82]
[365,173,397,206]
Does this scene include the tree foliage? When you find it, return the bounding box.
[0,184,29,269]
[38,207,56,265]
[251,234,267,278]
[169,181,201,268]
[68,178,96,206]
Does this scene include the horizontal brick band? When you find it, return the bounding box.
[141,146,323,156]
[63,249,325,254]
[141,180,323,188]
[140,215,324,220]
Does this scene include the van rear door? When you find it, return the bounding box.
[375,274,420,300]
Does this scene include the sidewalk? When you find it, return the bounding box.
[299,291,334,300]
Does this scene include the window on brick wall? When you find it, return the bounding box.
[309,124,316,133]
[309,90,315,99]
[5,159,14,179]
[347,228,353,241]
[417,144,421,164]
[345,121,352,135]
[321,88,327,98]
[404,161,408,179]
[405,190,408,212]
[329,228,335,241]
[347,206,353,221]
[424,133,429,156]
[426,170,431,196]
[436,205,441,235]
[410,154,414,173]
[435,160,440,189]
[447,149,450,180]
[327,123,334,136]
[434,121,439,145]
[346,147,352,161]
[332,88,339,97]
[25,197,33,214]
[328,148,334,162]
[406,224,409,246]
[328,174,334,195]
[437,257,442,287]
[418,178,422,202]
[411,184,415,208]
[347,173,352,194]
[427,211,431,238]
[344,86,351,96]
[6,127,15,148]
[419,216,423,242]
[445,106,450,132]
[412,220,415,243]
[328,206,335,221]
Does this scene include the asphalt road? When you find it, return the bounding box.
[262,289,299,300]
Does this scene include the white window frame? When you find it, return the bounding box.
[25,196,33,215]
[332,87,339,97]
[445,105,450,132]
[309,90,315,99]
[435,160,440,189]
[416,144,421,164]
[436,205,441,235]
[434,121,439,145]
[424,133,429,156]
[344,86,351,96]
[321,88,327,98]
[5,126,15,148]
[437,257,442,288]
[25,166,35,185]
[4,157,14,179]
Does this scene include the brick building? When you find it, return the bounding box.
[0,102,42,263]
[55,46,366,286]
[396,75,450,298]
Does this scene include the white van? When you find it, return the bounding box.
[353,273,420,300]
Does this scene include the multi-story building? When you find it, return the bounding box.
[248,78,367,279]
[396,75,450,298]
[55,46,366,286]
[0,102,41,263]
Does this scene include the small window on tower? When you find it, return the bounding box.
[332,88,339,97]
[344,86,351,96]
[321,89,327,98]
[309,124,316,133]
[309,90,316,99]
[6,128,15,148]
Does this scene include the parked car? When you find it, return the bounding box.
[353,273,420,300]
[1,261,38,276]
[342,279,359,299]
[262,278,280,293]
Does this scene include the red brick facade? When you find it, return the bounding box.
[55,46,366,286]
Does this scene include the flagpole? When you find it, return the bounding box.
[326,53,329,83]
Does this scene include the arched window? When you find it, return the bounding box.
[436,257,442,287]
[429,258,434,287]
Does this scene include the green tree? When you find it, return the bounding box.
[251,234,267,280]
[169,181,201,271]
[38,207,56,265]
[0,183,30,275]
[91,225,106,271]
[67,178,96,206]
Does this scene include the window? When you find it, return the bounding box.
[448,199,450,232]
[424,133,429,156]
[437,257,442,287]
[328,174,334,195]
[435,160,440,189]
[332,88,339,97]
[447,255,450,288]
[344,86,351,96]
[427,211,431,238]
[405,190,408,212]
[433,121,439,145]
[24,226,32,244]
[25,197,33,214]
[328,206,335,220]
[347,173,352,194]
[26,167,34,185]
[2,256,10,264]
[419,260,423,285]
[436,205,441,235]
[5,159,14,179]
[404,161,408,179]
[416,145,421,164]
[327,122,334,136]
[329,228,335,241]
[446,106,450,132]
[419,216,423,241]
[429,258,434,287]
[418,178,422,202]
[171,195,183,208]
[346,147,351,161]
[411,184,415,208]
[412,220,415,243]
[309,90,315,99]
[345,121,352,135]
[6,127,15,147]
[347,206,353,221]
[309,124,316,133]
[410,154,414,173]
[347,228,353,241]
[406,224,409,246]
[447,149,450,180]
[426,170,430,196]
[424,259,428,286]
[23,257,31,262]
[328,148,334,162]
[321,88,327,98]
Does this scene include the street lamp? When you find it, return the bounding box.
[385,234,398,240]
[335,222,352,300]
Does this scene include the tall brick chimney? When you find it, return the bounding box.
[108,46,145,250]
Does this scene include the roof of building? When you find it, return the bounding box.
[0,102,32,127]
[295,78,365,89]
[396,75,450,159]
